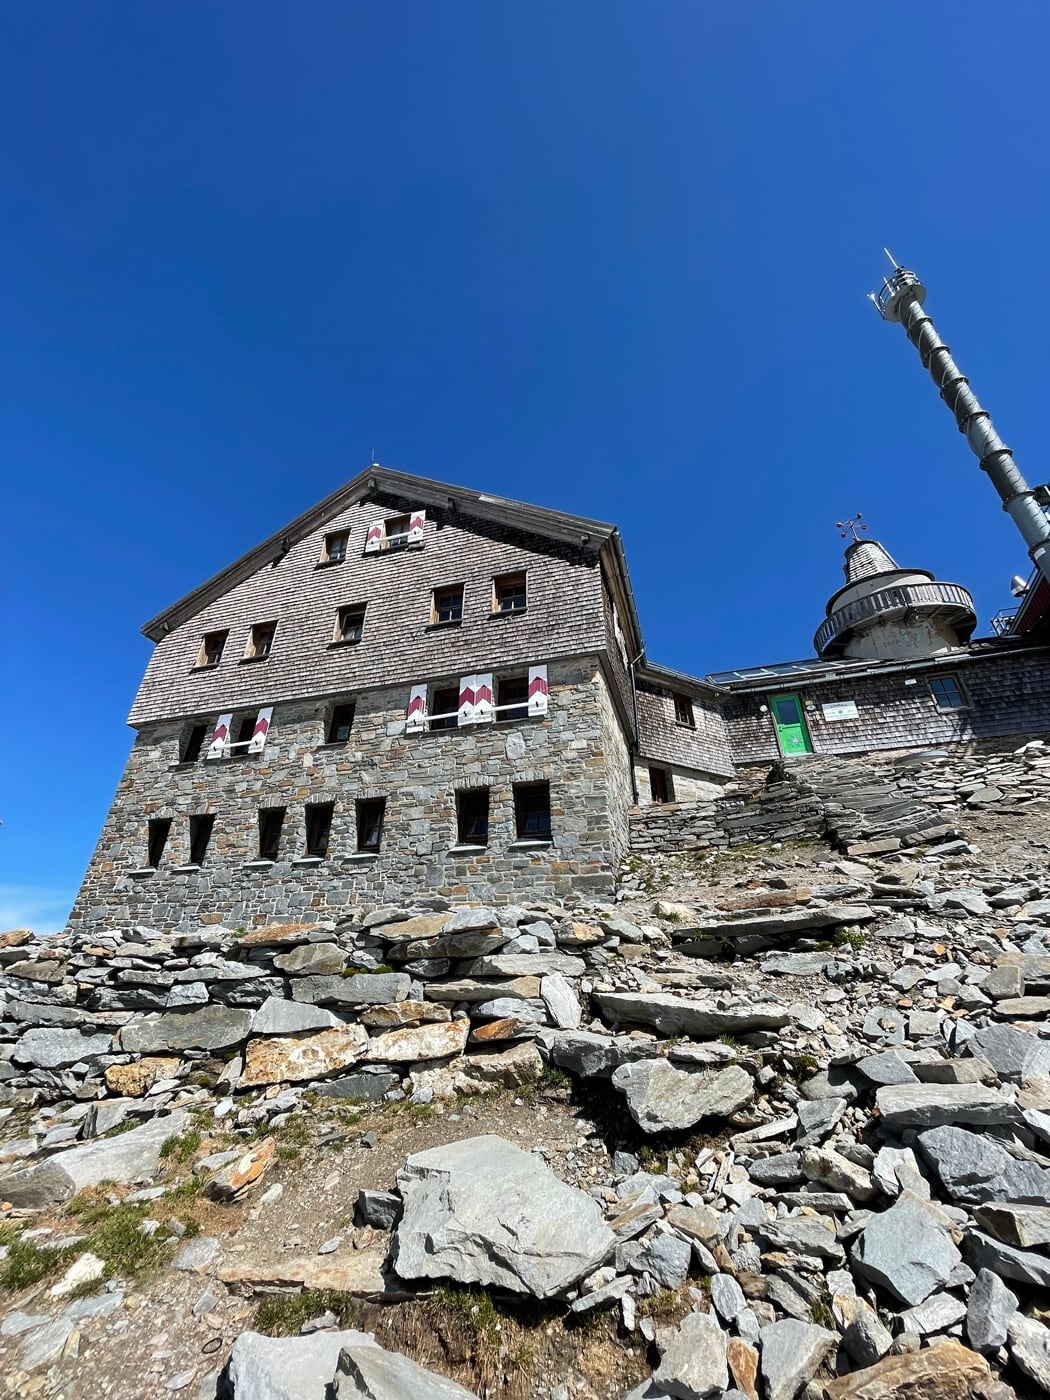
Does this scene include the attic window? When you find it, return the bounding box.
[493,572,527,613]
[364,510,426,553]
[196,631,228,669]
[929,674,967,711]
[432,585,464,626]
[673,693,695,728]
[243,621,277,662]
[320,531,349,566]
[332,605,366,645]
[384,515,412,547]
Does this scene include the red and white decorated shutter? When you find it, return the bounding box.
[473,672,494,723]
[457,675,476,726]
[407,509,426,545]
[406,684,428,733]
[364,521,384,554]
[206,713,233,760]
[528,665,549,717]
[247,706,273,754]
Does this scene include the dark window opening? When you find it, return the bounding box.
[327,703,356,744]
[147,817,172,868]
[305,802,334,858]
[233,714,255,752]
[189,814,215,866]
[673,692,695,727]
[497,674,529,723]
[494,572,527,613]
[197,630,228,668]
[514,782,552,840]
[929,675,967,711]
[323,530,349,564]
[245,621,277,660]
[649,768,673,803]
[334,606,365,644]
[432,585,464,625]
[356,797,385,852]
[457,788,490,845]
[258,807,285,861]
[181,724,208,763]
[430,685,459,731]
[384,514,412,548]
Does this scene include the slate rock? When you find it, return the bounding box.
[966,1268,1017,1353]
[971,1022,1050,1083]
[709,1272,746,1324]
[272,943,345,976]
[334,1343,480,1398]
[759,1318,836,1400]
[594,991,791,1037]
[250,997,342,1036]
[0,1110,189,1207]
[544,1030,651,1078]
[822,1338,992,1399]
[121,1005,252,1053]
[758,1213,843,1261]
[965,1230,1050,1289]
[362,1021,469,1063]
[855,1051,918,1085]
[653,1309,728,1399]
[850,1190,961,1306]
[224,1328,378,1400]
[634,1232,692,1288]
[393,1134,614,1298]
[315,1071,399,1102]
[357,1190,402,1230]
[835,1296,893,1368]
[240,1026,369,1086]
[291,973,411,1006]
[611,1060,754,1132]
[466,952,585,977]
[917,1124,1050,1204]
[12,1028,113,1068]
[898,1291,967,1335]
[875,1083,1016,1132]
[747,1152,804,1187]
[973,1200,1050,1249]
[540,973,581,1029]
[1008,1313,1050,1392]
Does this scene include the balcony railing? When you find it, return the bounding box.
[814,581,976,656]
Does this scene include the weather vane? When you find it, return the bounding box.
[836,513,869,543]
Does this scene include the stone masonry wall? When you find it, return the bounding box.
[70,658,629,934]
[722,646,1050,765]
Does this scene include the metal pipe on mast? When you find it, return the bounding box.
[870,253,1050,588]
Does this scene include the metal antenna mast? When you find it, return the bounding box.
[870,256,1050,588]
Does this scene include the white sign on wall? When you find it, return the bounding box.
[821,700,859,722]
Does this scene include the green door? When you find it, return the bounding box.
[771,693,813,756]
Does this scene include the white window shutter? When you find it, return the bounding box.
[458,674,476,726]
[408,509,426,545]
[473,672,494,723]
[406,684,428,733]
[528,665,549,717]
[247,706,273,754]
[364,521,384,554]
[206,713,233,760]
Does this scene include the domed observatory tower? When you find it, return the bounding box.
[814,535,977,661]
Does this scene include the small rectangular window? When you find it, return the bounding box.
[430,685,459,731]
[514,782,551,840]
[333,605,366,645]
[497,674,529,723]
[649,768,673,803]
[244,621,277,661]
[305,801,334,858]
[384,514,412,548]
[147,817,172,868]
[327,703,356,744]
[321,530,349,565]
[432,584,464,625]
[673,693,695,727]
[494,572,527,613]
[233,714,256,752]
[456,788,490,846]
[189,814,215,866]
[356,797,385,852]
[181,724,208,763]
[929,674,967,711]
[258,807,285,861]
[196,630,228,669]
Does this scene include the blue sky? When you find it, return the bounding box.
[4,4,1050,930]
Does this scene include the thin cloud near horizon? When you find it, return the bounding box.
[0,885,74,936]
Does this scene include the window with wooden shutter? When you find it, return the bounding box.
[383,514,412,549]
[196,630,228,669]
[205,713,233,760]
[431,584,463,625]
[432,685,459,731]
[457,675,475,726]
[407,509,426,545]
[247,706,273,754]
[320,530,349,565]
[528,664,549,717]
[497,675,528,723]
[364,521,384,554]
[493,572,527,613]
[472,672,494,723]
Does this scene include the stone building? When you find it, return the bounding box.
[69,468,1050,933]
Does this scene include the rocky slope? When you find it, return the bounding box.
[2,744,1050,1397]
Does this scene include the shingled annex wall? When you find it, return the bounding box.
[69,658,629,935]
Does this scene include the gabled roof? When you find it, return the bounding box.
[141,465,627,642]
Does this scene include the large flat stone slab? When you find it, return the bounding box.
[393,1134,614,1298]
[225,1328,379,1400]
[12,1028,113,1068]
[362,1021,468,1063]
[594,991,791,1037]
[240,1026,369,1086]
[291,973,411,1006]
[218,1245,403,1299]
[335,1344,480,1398]
[120,1005,252,1053]
[875,1083,1016,1132]
[822,1339,992,1399]
[850,1190,961,1307]
[611,1059,754,1132]
[916,1125,1050,1204]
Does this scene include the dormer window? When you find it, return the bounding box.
[243,622,277,662]
[320,530,349,566]
[196,630,228,669]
